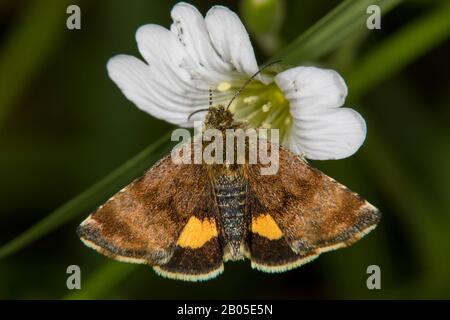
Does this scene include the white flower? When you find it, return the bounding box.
[107,2,366,160]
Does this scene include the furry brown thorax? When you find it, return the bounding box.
[204,105,245,131]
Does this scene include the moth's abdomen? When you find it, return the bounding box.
[215,181,247,260]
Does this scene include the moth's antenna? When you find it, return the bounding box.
[188,108,209,121]
[187,87,214,121]
[226,60,281,110]
[209,87,213,107]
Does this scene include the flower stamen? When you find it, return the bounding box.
[217,82,232,92]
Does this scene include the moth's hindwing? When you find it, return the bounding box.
[77,147,224,281]
[245,142,381,273]
[154,203,224,281]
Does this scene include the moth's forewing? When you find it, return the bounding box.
[245,142,381,272]
[77,147,224,281]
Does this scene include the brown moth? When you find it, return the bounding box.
[77,102,381,281]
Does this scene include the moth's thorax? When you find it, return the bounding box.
[208,163,243,179]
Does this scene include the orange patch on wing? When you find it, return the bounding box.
[251,214,283,240]
[177,217,218,249]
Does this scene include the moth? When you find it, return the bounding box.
[77,100,381,281]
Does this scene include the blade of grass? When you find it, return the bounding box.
[0,132,172,259]
[64,262,137,300]
[273,0,403,64]
[0,0,79,128]
[346,0,450,99]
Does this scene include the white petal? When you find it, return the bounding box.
[135,24,210,99]
[289,108,366,160]
[136,24,194,88]
[107,54,204,127]
[276,66,348,114]
[275,66,365,160]
[205,6,258,77]
[107,3,258,128]
[170,2,235,85]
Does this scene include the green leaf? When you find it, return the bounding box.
[273,0,403,64]
[0,133,172,259]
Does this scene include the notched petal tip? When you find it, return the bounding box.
[106,54,207,127]
[290,107,367,160]
[205,5,259,77]
[276,66,366,160]
[275,66,348,113]
[135,24,166,45]
[170,1,203,24]
[106,54,146,87]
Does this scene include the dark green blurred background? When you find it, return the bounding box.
[1,0,449,299]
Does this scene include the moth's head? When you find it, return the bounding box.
[204,104,243,130]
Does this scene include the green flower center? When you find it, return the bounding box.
[227,80,292,145]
